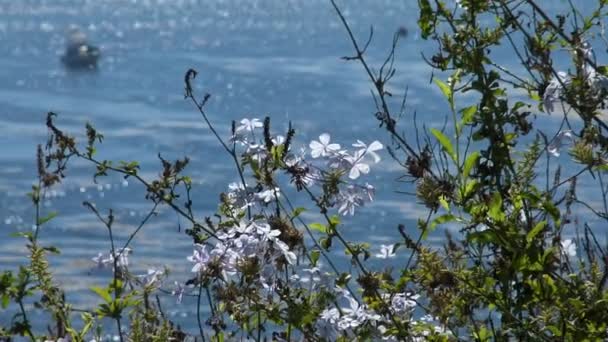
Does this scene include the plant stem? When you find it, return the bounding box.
[197,283,207,342]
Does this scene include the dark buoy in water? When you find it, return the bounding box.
[61,27,100,70]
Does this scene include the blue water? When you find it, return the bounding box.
[0,0,602,335]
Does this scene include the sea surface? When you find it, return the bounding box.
[0,0,601,335]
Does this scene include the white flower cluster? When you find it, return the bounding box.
[230,118,383,216]
[375,244,397,259]
[137,268,165,288]
[316,287,381,340]
[547,130,574,157]
[231,118,285,165]
[543,42,608,113]
[561,238,577,258]
[91,247,132,270]
[288,266,333,290]
[308,133,383,216]
[187,219,297,280]
[316,288,420,340]
[223,181,281,211]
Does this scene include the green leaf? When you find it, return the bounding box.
[10,232,33,240]
[80,312,94,336]
[473,326,492,342]
[468,230,498,245]
[37,211,58,226]
[418,0,434,39]
[430,128,456,162]
[329,215,341,227]
[434,78,452,102]
[462,151,480,179]
[542,199,561,224]
[336,273,351,287]
[310,250,320,267]
[526,220,547,244]
[292,207,306,218]
[462,180,478,199]
[529,91,541,101]
[460,105,477,125]
[43,246,61,254]
[430,214,458,230]
[91,286,112,303]
[309,223,327,233]
[439,195,450,212]
[488,192,505,222]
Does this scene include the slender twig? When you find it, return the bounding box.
[197,283,207,342]
[329,0,439,182]
[184,79,252,220]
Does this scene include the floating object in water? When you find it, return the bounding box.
[61,26,100,69]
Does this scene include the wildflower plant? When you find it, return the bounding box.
[3,0,608,341]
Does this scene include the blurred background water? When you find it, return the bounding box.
[0,0,601,335]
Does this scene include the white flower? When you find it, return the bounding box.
[230,131,248,145]
[92,252,112,269]
[225,182,254,210]
[228,182,245,192]
[300,267,333,289]
[285,155,317,187]
[92,248,131,270]
[171,281,186,304]
[320,307,340,323]
[420,314,438,322]
[519,209,527,224]
[236,118,263,133]
[253,221,281,241]
[216,221,254,240]
[272,135,285,146]
[543,43,608,113]
[317,308,340,340]
[579,42,608,92]
[256,188,280,203]
[340,291,381,328]
[375,244,396,259]
[234,234,262,257]
[390,292,419,314]
[353,140,383,163]
[138,268,164,287]
[233,219,255,235]
[327,149,352,170]
[561,239,577,258]
[113,247,132,268]
[321,287,383,334]
[310,133,341,158]
[272,239,297,265]
[547,130,574,157]
[362,183,375,202]
[337,186,365,216]
[543,71,570,113]
[346,150,371,179]
[187,244,210,273]
[581,41,596,80]
[245,143,267,163]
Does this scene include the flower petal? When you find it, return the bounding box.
[319,133,331,145]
